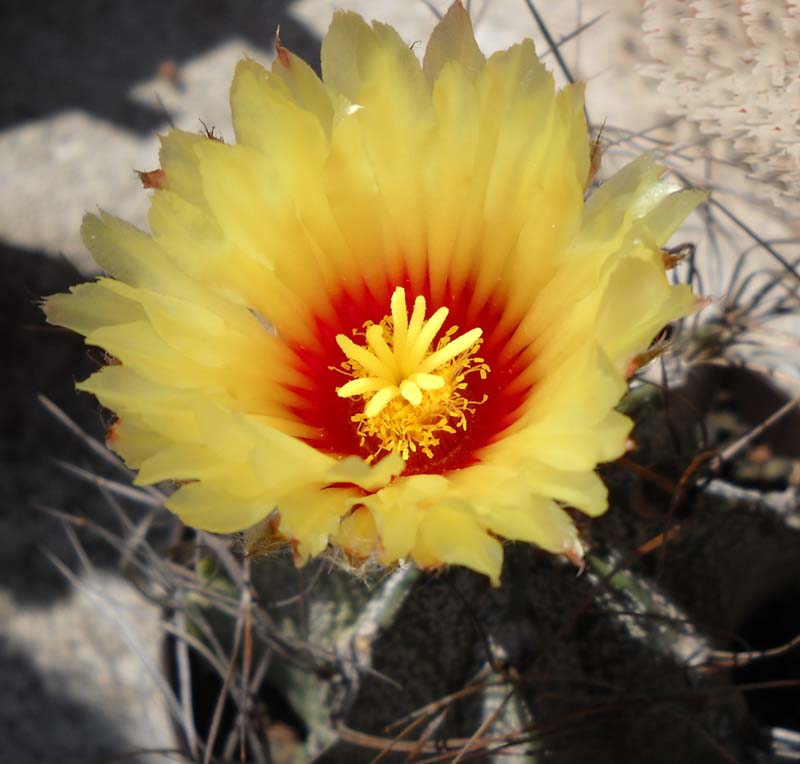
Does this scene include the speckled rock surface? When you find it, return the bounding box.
[0,577,173,764]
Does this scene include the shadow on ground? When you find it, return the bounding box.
[1,0,323,605]
[2,241,136,604]
[0,0,321,132]
[0,636,131,764]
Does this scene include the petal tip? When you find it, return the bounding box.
[423,0,485,82]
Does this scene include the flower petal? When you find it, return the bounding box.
[45,6,703,586]
[270,46,334,131]
[596,255,695,366]
[167,483,268,534]
[412,505,503,586]
[322,12,426,105]
[334,507,379,559]
[158,129,208,208]
[364,475,450,563]
[44,279,145,336]
[485,497,580,556]
[423,1,485,84]
[279,487,359,562]
[327,452,406,492]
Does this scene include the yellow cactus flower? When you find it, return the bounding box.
[45,2,703,584]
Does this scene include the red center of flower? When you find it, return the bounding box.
[285,275,533,477]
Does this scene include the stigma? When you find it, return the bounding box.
[335,287,489,460]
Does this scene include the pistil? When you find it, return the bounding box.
[335,287,489,460]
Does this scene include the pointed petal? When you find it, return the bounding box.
[423,1,485,84]
[485,496,580,555]
[270,47,334,130]
[334,507,379,559]
[44,279,145,335]
[412,505,503,586]
[279,487,357,562]
[158,129,208,208]
[167,483,268,534]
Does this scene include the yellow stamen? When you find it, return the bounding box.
[335,287,490,460]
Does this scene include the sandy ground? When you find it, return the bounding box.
[3,1,797,761]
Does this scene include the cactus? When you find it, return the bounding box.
[41,2,800,763]
[163,364,797,764]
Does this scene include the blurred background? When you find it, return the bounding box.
[3,1,798,762]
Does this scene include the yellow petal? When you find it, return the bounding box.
[135,443,231,486]
[364,475,450,563]
[596,256,695,366]
[570,155,669,263]
[43,279,145,336]
[81,212,171,289]
[423,1,485,83]
[637,188,706,248]
[77,365,192,416]
[45,6,703,587]
[166,483,268,534]
[322,12,426,105]
[334,507,379,559]
[193,140,332,337]
[270,46,334,131]
[471,40,584,311]
[147,190,306,333]
[229,59,348,315]
[158,129,208,208]
[110,418,170,468]
[509,411,633,472]
[485,496,580,555]
[424,61,481,302]
[522,464,609,517]
[556,81,590,189]
[279,487,358,562]
[327,452,406,492]
[412,505,503,586]
[230,59,328,173]
[246,419,337,498]
[322,12,431,289]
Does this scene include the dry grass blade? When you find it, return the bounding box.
[55,459,165,507]
[708,197,800,285]
[522,0,576,84]
[202,561,252,764]
[402,708,448,764]
[173,609,200,760]
[338,722,522,758]
[636,524,686,556]
[91,480,166,575]
[237,559,266,764]
[197,531,245,587]
[707,633,800,670]
[34,504,173,591]
[227,649,275,763]
[710,393,800,471]
[38,393,128,472]
[385,666,496,731]
[369,706,447,764]
[42,549,189,735]
[119,506,160,571]
[418,0,443,20]
[98,747,194,762]
[162,619,229,682]
[539,12,606,61]
[452,689,512,763]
